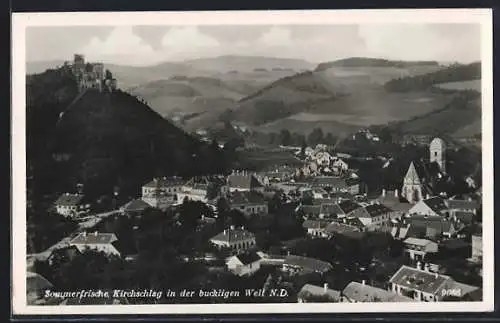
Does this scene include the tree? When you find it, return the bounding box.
[278,129,292,146]
[105,69,113,80]
[325,133,335,145]
[308,128,324,146]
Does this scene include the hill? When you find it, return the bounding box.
[27,66,229,200]
[184,55,314,73]
[384,62,481,92]
[227,62,451,134]
[315,57,439,71]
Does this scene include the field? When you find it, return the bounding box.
[434,80,481,92]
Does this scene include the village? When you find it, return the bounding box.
[27,126,484,305]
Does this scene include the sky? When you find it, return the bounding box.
[26,24,481,66]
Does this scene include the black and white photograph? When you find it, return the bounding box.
[11,9,493,315]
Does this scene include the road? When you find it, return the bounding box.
[27,209,119,263]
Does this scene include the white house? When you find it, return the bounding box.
[403,237,439,261]
[142,177,184,210]
[69,232,121,257]
[297,283,341,303]
[210,226,257,252]
[408,196,449,217]
[389,264,480,302]
[302,219,330,238]
[54,193,90,217]
[348,203,393,227]
[225,252,262,276]
[342,281,414,303]
[229,191,268,216]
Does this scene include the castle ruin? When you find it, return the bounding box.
[70,54,117,92]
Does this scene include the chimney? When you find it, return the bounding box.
[382,189,386,197]
[82,231,87,237]
[94,231,98,236]
[323,283,329,293]
[424,263,430,272]
[361,280,366,286]
[230,225,235,230]
[416,261,422,270]
[223,229,227,235]
[394,189,399,197]
[426,194,430,200]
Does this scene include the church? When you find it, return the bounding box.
[401,137,447,203]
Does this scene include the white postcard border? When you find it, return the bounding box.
[12,8,494,315]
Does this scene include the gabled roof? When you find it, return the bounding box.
[320,203,343,215]
[403,237,436,247]
[312,176,348,188]
[70,232,118,245]
[446,199,480,211]
[454,211,475,225]
[122,199,151,212]
[303,219,330,229]
[389,265,452,295]
[210,228,255,243]
[342,282,414,302]
[421,197,449,214]
[55,193,84,206]
[230,191,266,205]
[234,251,262,265]
[298,284,341,302]
[349,203,393,219]
[410,215,454,233]
[299,205,321,216]
[338,200,362,214]
[284,255,333,273]
[143,177,184,188]
[228,173,263,190]
[324,221,361,235]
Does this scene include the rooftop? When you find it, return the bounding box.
[302,219,330,229]
[403,237,436,247]
[342,281,414,302]
[421,196,449,214]
[298,284,341,302]
[210,227,255,243]
[122,199,151,212]
[143,177,184,188]
[350,203,393,219]
[228,173,263,190]
[284,255,333,273]
[55,193,84,206]
[229,191,266,206]
[233,251,262,265]
[70,232,118,245]
[446,199,480,211]
[389,265,452,295]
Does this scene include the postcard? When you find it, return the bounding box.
[11,8,493,315]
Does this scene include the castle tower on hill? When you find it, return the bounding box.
[71,54,117,93]
[429,137,446,174]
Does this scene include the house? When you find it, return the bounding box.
[389,264,480,302]
[445,198,480,215]
[317,200,361,219]
[390,223,411,240]
[312,188,329,199]
[342,281,414,303]
[348,203,393,227]
[408,196,449,217]
[282,255,333,275]
[120,199,151,217]
[209,226,257,252]
[408,215,456,239]
[313,151,334,166]
[403,237,439,261]
[227,171,264,193]
[311,176,360,195]
[226,251,262,276]
[297,283,341,303]
[324,220,363,238]
[27,272,55,305]
[69,232,121,257]
[297,204,321,218]
[332,158,349,174]
[378,189,412,215]
[471,231,482,263]
[178,176,228,203]
[302,219,330,237]
[228,191,268,216]
[54,193,90,217]
[141,177,183,209]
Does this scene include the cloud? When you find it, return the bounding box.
[80,26,156,64]
[257,27,293,47]
[161,26,220,51]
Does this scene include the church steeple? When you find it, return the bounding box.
[404,161,421,185]
[430,137,446,173]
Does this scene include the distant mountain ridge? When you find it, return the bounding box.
[315,57,440,71]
